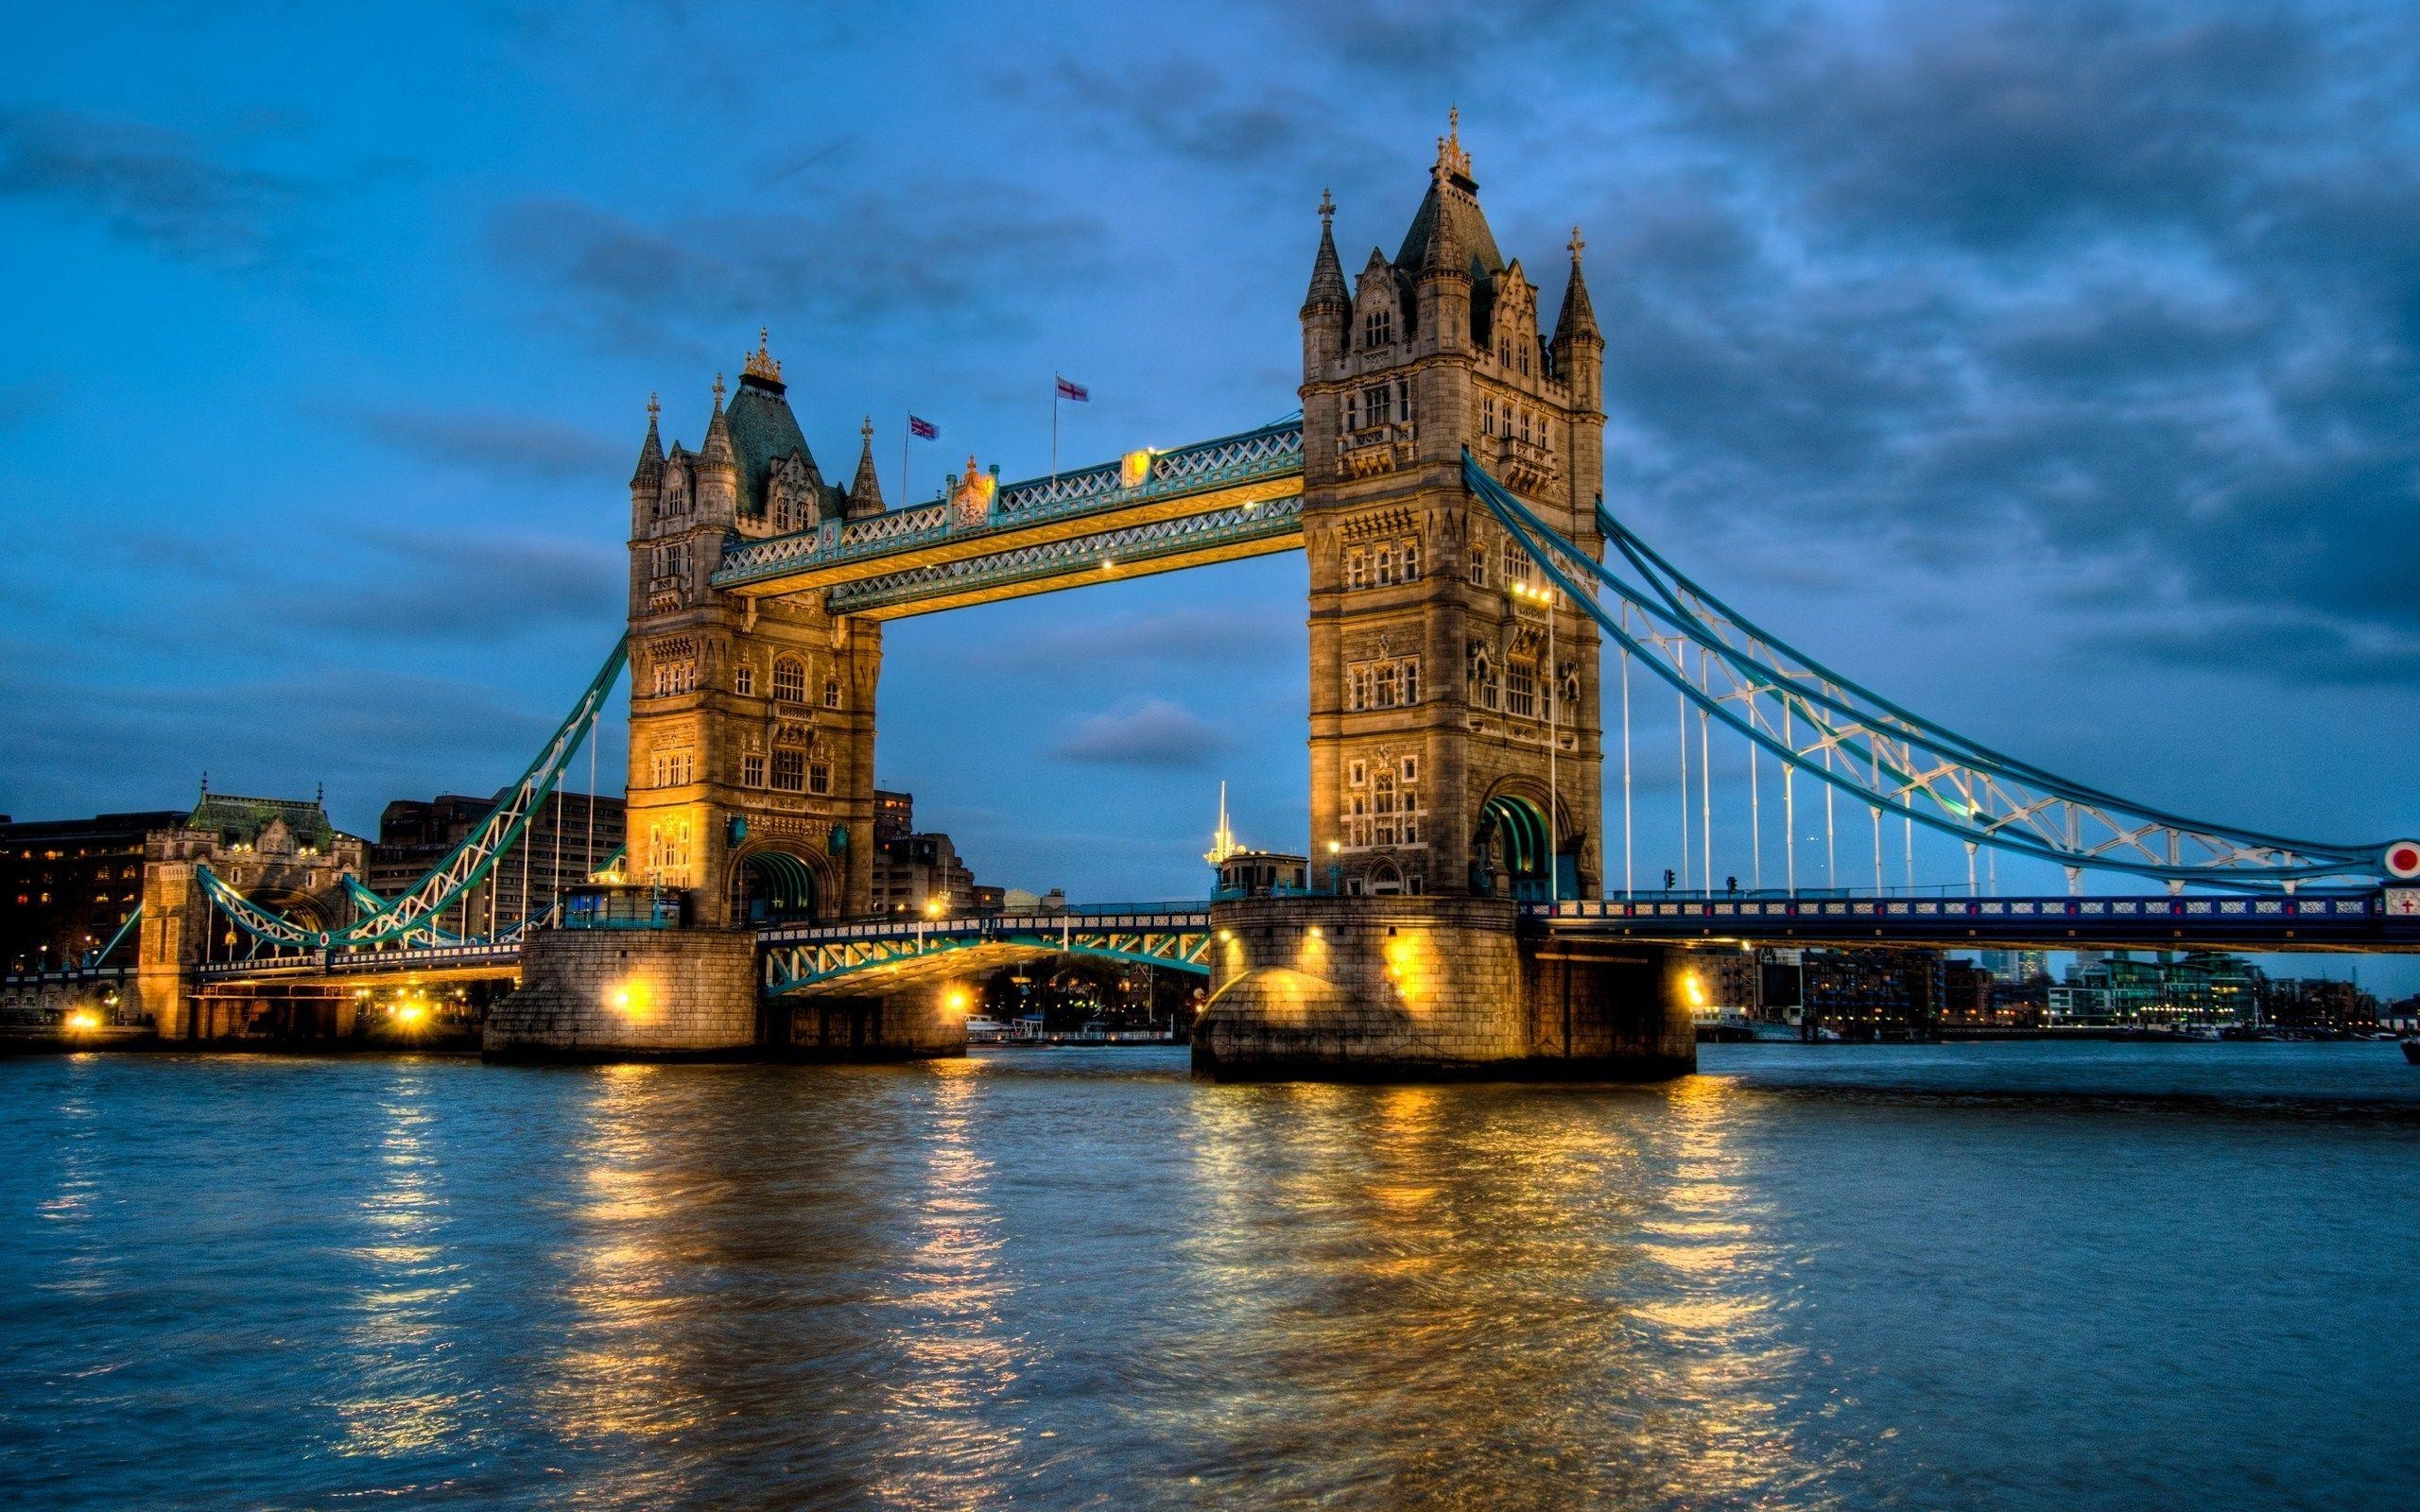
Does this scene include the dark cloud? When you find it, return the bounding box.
[1531,0,2420,687]
[289,534,622,643]
[1049,698,1228,766]
[1016,60,1390,185]
[2108,609,2420,689]
[0,108,309,269]
[0,656,562,827]
[487,190,1112,354]
[962,605,1299,674]
[337,404,624,483]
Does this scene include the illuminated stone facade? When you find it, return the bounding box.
[1196,894,1695,1080]
[624,336,888,927]
[1299,118,1606,902]
[135,792,367,1039]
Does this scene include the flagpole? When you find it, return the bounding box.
[901,414,909,506]
[1050,378,1060,484]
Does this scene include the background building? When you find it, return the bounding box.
[1798,948,1945,1040]
[372,789,625,936]
[2,809,182,976]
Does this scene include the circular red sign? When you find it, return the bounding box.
[2386,841,2420,879]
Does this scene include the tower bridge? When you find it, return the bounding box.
[20,117,2417,1071]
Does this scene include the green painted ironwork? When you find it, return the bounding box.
[759,910,1212,995]
[1464,448,2385,888]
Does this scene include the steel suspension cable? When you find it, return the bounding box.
[1461,453,2380,888]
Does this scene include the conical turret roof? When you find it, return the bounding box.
[1551,227,1600,347]
[631,393,664,487]
[1303,188,1348,313]
[847,417,884,514]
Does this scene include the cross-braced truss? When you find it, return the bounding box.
[829,495,1305,615]
[713,420,1306,591]
[1464,449,2391,889]
[760,910,1212,996]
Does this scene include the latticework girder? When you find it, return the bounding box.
[759,911,1212,995]
[1464,449,2387,889]
[197,640,626,948]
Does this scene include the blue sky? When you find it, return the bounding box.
[3,1,2416,983]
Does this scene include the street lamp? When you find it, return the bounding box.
[1327,839,1341,896]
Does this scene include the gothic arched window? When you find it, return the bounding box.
[772,657,806,703]
[1363,305,1393,349]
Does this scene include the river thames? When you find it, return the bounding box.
[5,1042,2415,1510]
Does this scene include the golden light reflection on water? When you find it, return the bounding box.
[1172,1071,1818,1508]
[867,1057,1024,1508]
[337,1065,463,1458]
[540,1064,710,1462]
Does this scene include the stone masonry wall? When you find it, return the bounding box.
[1196,895,1695,1082]
[1196,895,1527,1078]
[485,926,759,1062]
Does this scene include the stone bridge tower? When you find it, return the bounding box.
[623,335,886,927]
[1298,114,1606,902]
[134,790,367,1039]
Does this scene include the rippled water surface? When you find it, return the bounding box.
[5,1042,2417,1510]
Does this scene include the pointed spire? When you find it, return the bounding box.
[848,415,885,513]
[1435,104,1472,182]
[1551,224,1599,347]
[1302,187,1348,314]
[1203,781,1242,867]
[631,390,665,486]
[701,374,735,468]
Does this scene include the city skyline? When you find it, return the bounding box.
[4,1,2416,952]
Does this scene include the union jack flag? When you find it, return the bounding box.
[1055,376,1089,403]
[908,414,938,439]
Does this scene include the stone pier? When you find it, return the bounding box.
[484,922,969,1063]
[1192,895,1694,1082]
[484,926,762,1062]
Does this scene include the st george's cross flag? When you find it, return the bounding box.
[908,415,939,439]
[1055,375,1090,403]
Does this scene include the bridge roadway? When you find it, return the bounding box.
[710,419,1307,615]
[147,888,2420,998]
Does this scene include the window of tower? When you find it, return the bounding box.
[822,677,842,709]
[771,749,805,792]
[1402,539,1420,580]
[743,753,766,787]
[1506,657,1538,719]
[1363,307,1393,348]
[735,662,754,696]
[772,657,806,703]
